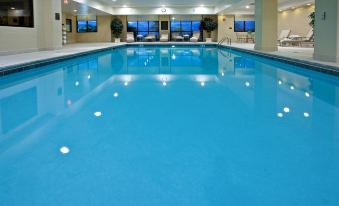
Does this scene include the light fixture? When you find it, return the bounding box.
[161,8,166,13]
[245,5,250,9]
[283,107,290,113]
[73,9,78,12]
[94,112,102,117]
[60,146,70,154]
[10,7,15,10]
[122,5,127,7]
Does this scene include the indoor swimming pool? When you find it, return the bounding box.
[0,45,338,206]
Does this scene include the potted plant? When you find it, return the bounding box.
[111,18,123,43]
[308,11,315,28]
[201,17,218,42]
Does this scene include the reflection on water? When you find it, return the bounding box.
[0,46,338,206]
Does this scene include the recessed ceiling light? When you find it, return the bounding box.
[112,0,117,2]
[245,5,250,9]
[73,9,78,12]
[10,7,15,10]
[60,146,70,154]
[122,5,127,7]
[306,3,311,6]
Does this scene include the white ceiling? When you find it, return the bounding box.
[62,0,315,15]
[97,0,223,7]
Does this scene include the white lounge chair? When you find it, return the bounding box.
[190,31,200,42]
[145,34,156,42]
[160,33,169,42]
[278,29,291,45]
[126,32,135,43]
[172,33,184,41]
[281,29,314,47]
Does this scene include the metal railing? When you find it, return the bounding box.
[217,36,232,46]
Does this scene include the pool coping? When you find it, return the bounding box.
[218,45,339,76]
[0,42,338,77]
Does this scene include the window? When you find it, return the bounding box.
[127,21,159,39]
[161,21,168,30]
[170,20,201,40]
[0,0,34,27]
[77,16,97,33]
[234,20,255,32]
[66,19,72,32]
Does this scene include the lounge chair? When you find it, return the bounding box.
[172,33,184,41]
[190,31,200,42]
[145,34,156,42]
[126,32,135,43]
[277,29,291,45]
[280,29,314,47]
[160,33,169,42]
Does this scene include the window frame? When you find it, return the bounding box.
[0,0,34,28]
[127,20,160,39]
[76,16,98,33]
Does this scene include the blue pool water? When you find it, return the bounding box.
[0,45,338,206]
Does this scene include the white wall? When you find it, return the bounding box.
[0,0,62,55]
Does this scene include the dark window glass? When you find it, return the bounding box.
[234,21,245,32]
[170,20,202,40]
[66,19,72,32]
[138,21,148,31]
[161,21,168,30]
[77,17,97,33]
[192,21,201,31]
[128,21,160,39]
[127,21,137,32]
[245,21,255,32]
[149,21,159,31]
[77,21,87,32]
[170,21,181,32]
[181,21,191,31]
[87,20,97,32]
[0,0,34,27]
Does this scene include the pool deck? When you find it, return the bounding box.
[0,42,338,76]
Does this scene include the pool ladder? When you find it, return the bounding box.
[218,36,232,47]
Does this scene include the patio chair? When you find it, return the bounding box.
[277,29,291,45]
[280,29,314,47]
[160,33,169,42]
[126,32,135,43]
[190,31,200,42]
[172,33,184,41]
[145,34,156,42]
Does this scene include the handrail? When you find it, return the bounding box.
[217,36,232,46]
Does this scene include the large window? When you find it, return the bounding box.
[0,0,34,27]
[170,20,201,39]
[77,16,97,33]
[127,21,159,39]
[234,20,255,32]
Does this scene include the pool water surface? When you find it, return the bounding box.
[0,45,338,206]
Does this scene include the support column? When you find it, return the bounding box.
[36,0,63,50]
[314,0,339,62]
[254,0,278,52]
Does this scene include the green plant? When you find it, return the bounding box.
[111,18,123,38]
[201,17,218,38]
[308,11,315,28]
